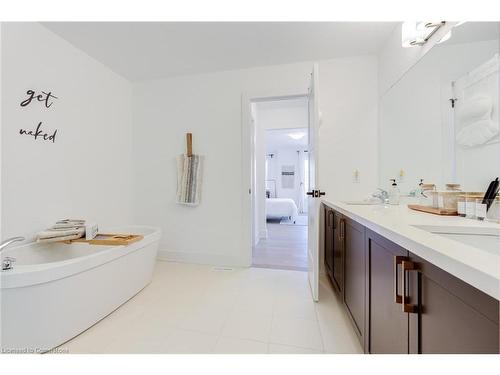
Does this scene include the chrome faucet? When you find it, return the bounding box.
[372,188,389,204]
[1,236,24,271]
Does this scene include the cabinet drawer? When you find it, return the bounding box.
[408,254,499,354]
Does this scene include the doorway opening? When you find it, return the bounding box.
[251,97,309,271]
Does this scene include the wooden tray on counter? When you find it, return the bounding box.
[408,204,458,216]
[68,233,144,246]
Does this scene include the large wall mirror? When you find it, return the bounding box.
[379,22,500,194]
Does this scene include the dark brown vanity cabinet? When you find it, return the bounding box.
[365,230,409,354]
[343,217,366,341]
[324,206,344,294]
[408,254,499,354]
[365,229,499,354]
[332,211,344,294]
[323,206,365,344]
[324,207,334,280]
[323,205,500,354]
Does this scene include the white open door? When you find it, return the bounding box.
[307,64,320,302]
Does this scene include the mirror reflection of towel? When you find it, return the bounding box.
[456,95,498,147]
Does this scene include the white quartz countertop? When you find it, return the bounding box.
[322,199,500,300]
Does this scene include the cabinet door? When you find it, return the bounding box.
[343,217,365,342]
[407,254,499,354]
[324,207,334,279]
[332,212,344,294]
[366,230,409,354]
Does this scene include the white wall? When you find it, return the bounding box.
[132,56,379,266]
[0,24,3,241]
[256,97,308,130]
[1,23,133,241]
[318,57,379,201]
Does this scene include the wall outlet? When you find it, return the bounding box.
[398,169,405,183]
[353,169,360,183]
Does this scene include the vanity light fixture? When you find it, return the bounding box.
[288,131,306,140]
[402,21,446,48]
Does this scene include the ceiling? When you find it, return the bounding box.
[266,128,308,153]
[42,22,398,81]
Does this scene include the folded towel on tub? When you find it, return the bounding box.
[36,227,85,242]
[36,219,87,242]
[176,154,203,206]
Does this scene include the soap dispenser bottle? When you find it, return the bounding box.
[388,179,400,205]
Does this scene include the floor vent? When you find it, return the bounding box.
[212,267,234,272]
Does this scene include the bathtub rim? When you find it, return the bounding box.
[0,225,161,289]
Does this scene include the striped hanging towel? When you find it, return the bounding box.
[176,154,203,206]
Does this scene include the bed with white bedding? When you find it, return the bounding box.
[266,198,298,223]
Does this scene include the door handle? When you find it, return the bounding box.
[394,256,404,304]
[402,260,419,313]
[307,190,326,198]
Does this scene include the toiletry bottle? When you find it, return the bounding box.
[388,179,400,205]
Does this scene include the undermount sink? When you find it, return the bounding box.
[412,224,500,254]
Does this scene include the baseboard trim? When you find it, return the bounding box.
[157,249,250,268]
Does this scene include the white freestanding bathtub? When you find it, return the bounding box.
[0,226,161,353]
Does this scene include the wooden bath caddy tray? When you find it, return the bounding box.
[407,204,458,216]
[68,233,144,246]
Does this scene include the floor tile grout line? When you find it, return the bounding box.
[211,275,242,353]
[313,295,326,353]
[268,341,325,354]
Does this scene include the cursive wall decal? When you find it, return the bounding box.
[19,122,57,143]
[19,89,59,143]
[20,90,58,108]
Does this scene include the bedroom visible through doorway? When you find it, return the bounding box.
[251,97,309,271]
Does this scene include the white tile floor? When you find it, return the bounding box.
[59,261,363,354]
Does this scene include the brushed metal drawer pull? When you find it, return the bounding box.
[402,260,419,313]
[339,219,345,240]
[394,256,404,304]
